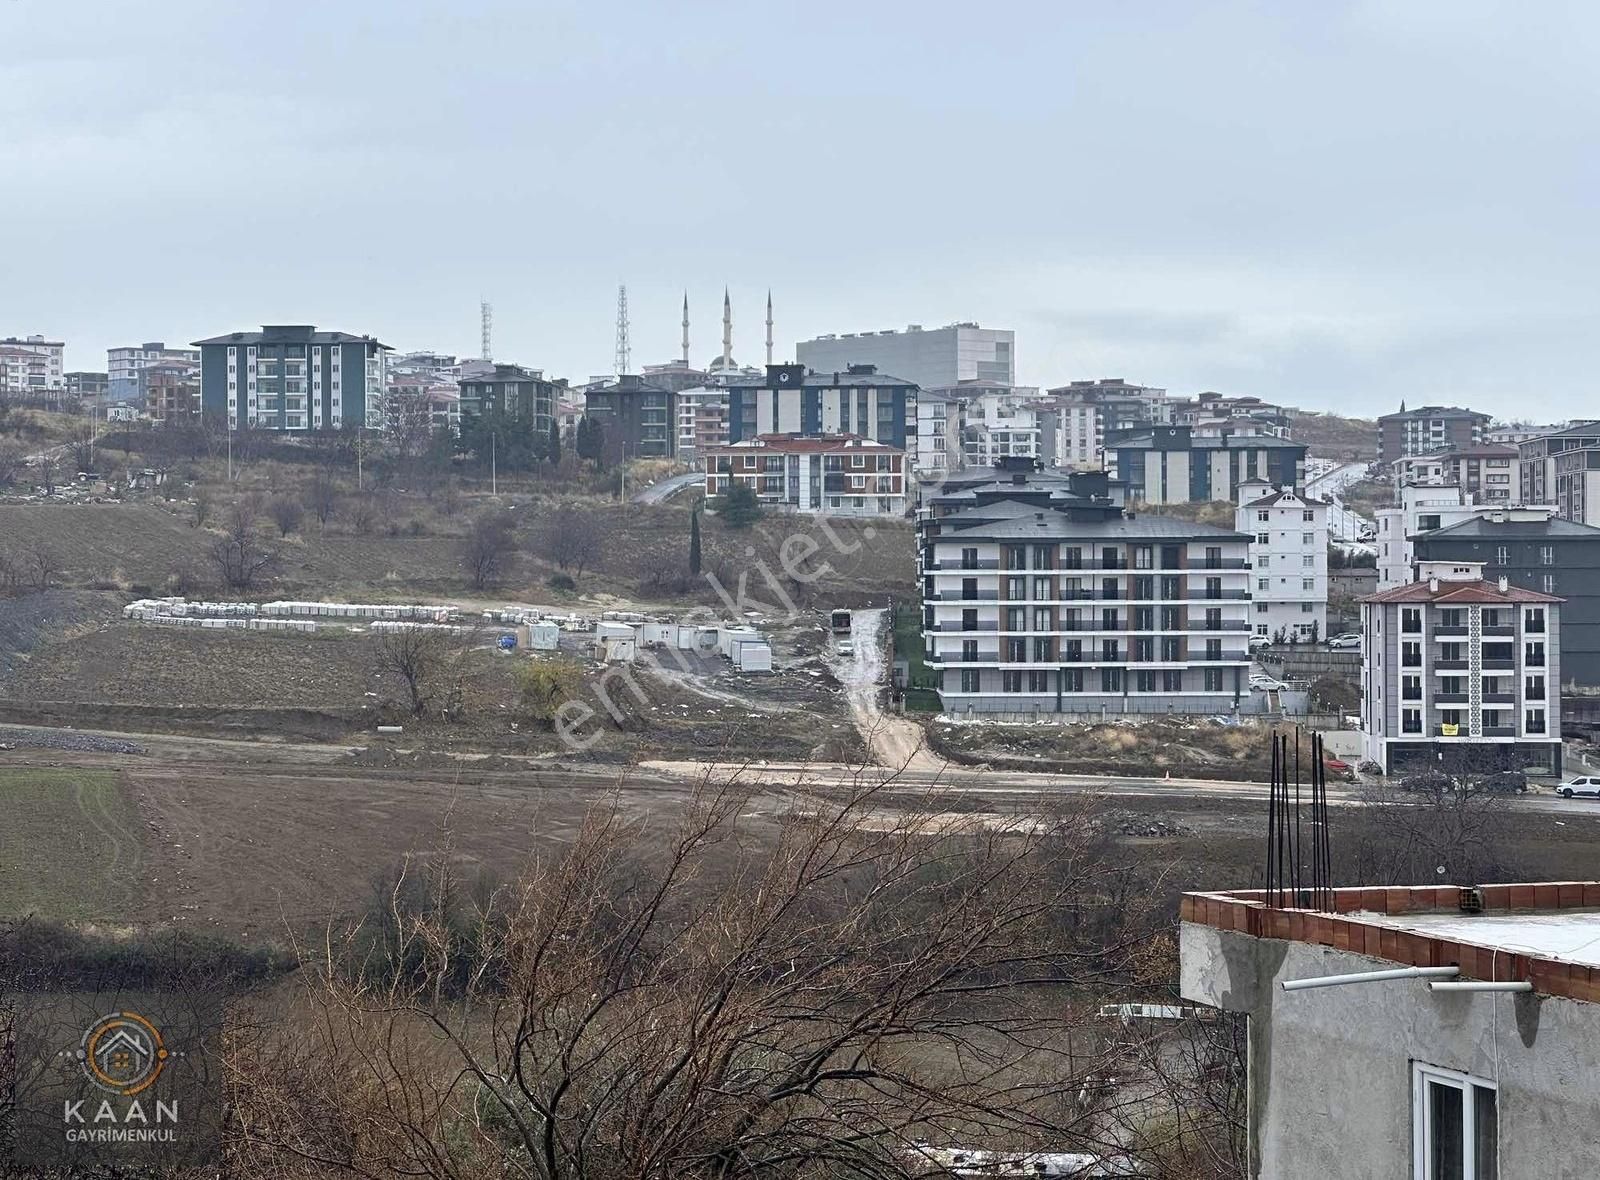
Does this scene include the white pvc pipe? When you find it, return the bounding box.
[1428,980,1533,993]
[1281,965,1460,992]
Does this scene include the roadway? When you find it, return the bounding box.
[632,470,703,505]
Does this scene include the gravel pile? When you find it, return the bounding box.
[0,724,145,754]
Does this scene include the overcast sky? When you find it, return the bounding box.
[5,0,1597,419]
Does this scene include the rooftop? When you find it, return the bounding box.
[1418,515,1600,541]
[1182,882,1600,1003]
[1378,405,1492,420]
[936,500,1250,542]
[709,433,899,454]
[192,325,390,348]
[1363,576,1563,605]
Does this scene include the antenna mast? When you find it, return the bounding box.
[615,284,631,378]
[681,291,690,365]
[480,299,493,362]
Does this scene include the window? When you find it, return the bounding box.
[1005,638,1026,662]
[1524,608,1545,633]
[1160,575,1181,599]
[1413,1064,1497,1180]
[1203,668,1223,692]
[1062,668,1083,692]
[1495,545,1508,566]
[1541,545,1554,565]
[1205,638,1222,661]
[1101,607,1118,631]
[1256,510,1270,523]
[1162,670,1183,692]
[1259,555,1270,569]
[1302,578,1315,591]
[1525,674,1545,698]
[1257,532,1270,545]
[1402,608,1423,633]
[1205,546,1222,569]
[1526,708,1546,734]
[1132,575,1153,600]
[1525,641,1545,667]
[1002,670,1023,693]
[1133,637,1153,662]
[1100,667,1123,693]
[1031,544,1053,569]
[1006,576,1026,600]
[1302,532,1314,545]
[1206,576,1222,599]
[1027,670,1049,693]
[1101,639,1120,662]
[961,547,978,570]
[1032,637,1051,661]
[1302,554,1314,568]
[1258,577,1270,591]
[1132,545,1153,569]
[1402,708,1423,734]
[1402,675,1422,700]
[1302,509,1315,522]
[959,669,980,693]
[961,609,977,632]
[961,640,978,663]
[1135,670,1156,692]
[1542,574,1554,594]
[1033,576,1051,600]
[1032,607,1051,631]
[1256,602,1269,614]
[961,578,978,601]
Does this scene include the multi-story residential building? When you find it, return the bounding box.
[1039,379,1170,468]
[1180,880,1600,1179]
[141,361,202,423]
[456,364,555,432]
[1235,479,1328,642]
[1390,444,1520,502]
[912,391,964,477]
[723,363,917,458]
[0,335,64,391]
[958,387,1039,468]
[674,386,729,464]
[1377,404,1491,463]
[194,324,389,432]
[704,434,905,517]
[384,378,460,436]
[65,371,109,401]
[1361,560,1562,774]
[1489,420,1569,445]
[1375,485,1560,590]
[1414,513,1600,687]
[107,342,201,401]
[797,322,1012,390]
[1518,419,1600,527]
[0,336,64,397]
[582,375,677,459]
[918,459,1252,715]
[1169,391,1290,438]
[1106,425,1306,506]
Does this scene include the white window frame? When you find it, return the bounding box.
[1412,1062,1496,1180]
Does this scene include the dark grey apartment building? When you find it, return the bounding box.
[1413,514,1600,686]
[1519,420,1600,527]
[195,324,389,432]
[458,364,556,433]
[723,363,918,452]
[1105,425,1306,506]
[582,375,678,459]
[918,459,1252,715]
[1377,404,1490,464]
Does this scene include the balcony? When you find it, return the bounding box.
[1433,693,1469,704]
[1483,625,1517,636]
[1186,621,1250,632]
[1483,692,1516,704]
[1434,659,1468,671]
[1200,558,1251,570]
[1198,591,1251,601]
[931,559,999,570]
[1484,726,1518,737]
[1483,659,1516,670]
[1433,625,1469,637]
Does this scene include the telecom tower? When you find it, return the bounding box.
[765,290,774,365]
[615,283,631,378]
[680,291,690,365]
[480,299,493,362]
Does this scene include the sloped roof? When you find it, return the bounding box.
[1363,578,1563,605]
[1418,516,1600,541]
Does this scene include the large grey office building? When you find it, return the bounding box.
[797,322,1012,390]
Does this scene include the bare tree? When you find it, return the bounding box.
[372,626,470,717]
[24,542,60,591]
[69,422,96,473]
[37,453,56,496]
[209,498,277,591]
[267,495,304,538]
[228,782,1156,1179]
[459,510,518,590]
[191,486,214,529]
[347,493,378,536]
[0,441,23,489]
[538,501,605,580]
[303,467,340,528]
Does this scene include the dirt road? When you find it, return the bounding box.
[834,609,947,772]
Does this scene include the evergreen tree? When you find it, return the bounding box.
[548,417,562,466]
[688,508,702,575]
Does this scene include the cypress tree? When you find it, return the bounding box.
[689,508,702,575]
[548,417,562,466]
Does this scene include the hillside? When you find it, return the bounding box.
[1287,409,1379,462]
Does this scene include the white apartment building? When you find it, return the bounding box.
[912,392,964,478]
[675,386,728,464]
[1376,484,1560,589]
[1361,561,1562,774]
[920,462,1253,715]
[0,335,64,393]
[1235,479,1328,641]
[1391,445,1520,503]
[960,390,1039,467]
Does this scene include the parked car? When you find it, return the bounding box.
[1248,634,1272,652]
[1476,770,1528,794]
[1249,674,1287,692]
[1323,757,1356,782]
[1557,776,1600,799]
[836,640,854,658]
[1398,769,1457,793]
[1326,633,1362,650]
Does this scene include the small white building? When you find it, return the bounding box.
[1376,485,1560,590]
[960,389,1039,468]
[1236,479,1328,642]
